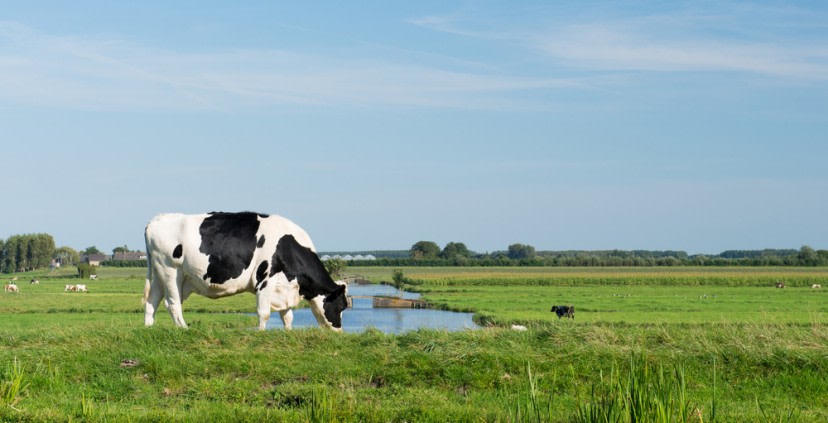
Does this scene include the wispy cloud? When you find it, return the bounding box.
[0,21,576,111]
[410,5,828,81]
[536,24,828,80]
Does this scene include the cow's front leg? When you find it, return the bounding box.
[280,309,294,330]
[255,287,272,331]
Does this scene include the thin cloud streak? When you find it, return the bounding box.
[409,6,828,81]
[0,22,578,111]
[537,25,828,80]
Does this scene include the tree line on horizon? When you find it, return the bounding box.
[0,233,145,274]
[3,231,827,274]
[323,242,828,267]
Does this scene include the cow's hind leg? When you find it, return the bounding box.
[158,265,188,328]
[144,279,164,326]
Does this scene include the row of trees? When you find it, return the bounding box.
[0,233,143,274]
[4,231,827,273]
[409,241,540,261]
[0,234,57,273]
[340,242,828,267]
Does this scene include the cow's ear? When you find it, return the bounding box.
[327,283,346,299]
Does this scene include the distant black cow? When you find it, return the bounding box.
[550,305,574,319]
[775,281,785,288]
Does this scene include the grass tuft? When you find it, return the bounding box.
[0,358,28,411]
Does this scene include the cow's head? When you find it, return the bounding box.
[321,282,349,331]
[272,234,350,331]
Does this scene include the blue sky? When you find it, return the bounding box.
[1,1,826,255]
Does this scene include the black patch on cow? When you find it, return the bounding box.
[257,235,266,248]
[198,212,261,284]
[255,261,268,291]
[270,234,348,328]
[172,244,183,259]
[256,261,268,283]
[550,305,575,319]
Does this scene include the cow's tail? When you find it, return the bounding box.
[143,263,151,305]
[142,229,153,306]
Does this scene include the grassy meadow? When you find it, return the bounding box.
[1,266,827,421]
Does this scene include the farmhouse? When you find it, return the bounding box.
[112,251,147,261]
[81,254,109,266]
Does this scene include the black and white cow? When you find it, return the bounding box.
[550,305,575,319]
[143,212,348,331]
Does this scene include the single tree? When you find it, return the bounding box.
[323,258,348,280]
[410,241,441,259]
[82,246,101,255]
[507,243,536,260]
[441,242,471,260]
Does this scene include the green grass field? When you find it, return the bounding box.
[2,266,827,421]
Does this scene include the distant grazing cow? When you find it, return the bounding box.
[30,278,39,284]
[143,212,349,331]
[4,283,18,293]
[775,282,785,288]
[510,324,528,331]
[89,275,98,280]
[76,284,88,292]
[65,284,75,291]
[813,284,822,289]
[550,305,575,319]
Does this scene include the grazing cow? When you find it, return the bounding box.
[550,305,575,319]
[65,284,75,291]
[5,283,19,293]
[510,324,528,331]
[775,282,785,288]
[813,284,822,289]
[143,212,349,331]
[30,278,39,284]
[76,284,88,292]
[89,275,98,280]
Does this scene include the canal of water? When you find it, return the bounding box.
[266,284,479,334]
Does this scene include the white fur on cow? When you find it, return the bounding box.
[64,284,87,292]
[143,212,349,331]
[4,283,18,293]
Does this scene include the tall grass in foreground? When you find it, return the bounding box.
[572,353,702,423]
[0,358,28,411]
[510,362,554,423]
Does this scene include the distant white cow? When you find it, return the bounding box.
[64,284,87,292]
[4,283,19,293]
[143,212,349,331]
[813,284,822,289]
[90,275,98,280]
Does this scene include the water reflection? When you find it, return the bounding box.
[266,284,479,334]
